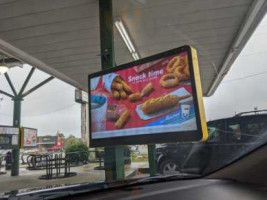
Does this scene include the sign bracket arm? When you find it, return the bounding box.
[4,73,17,96]
[22,76,54,98]
[18,67,35,96]
[0,90,14,98]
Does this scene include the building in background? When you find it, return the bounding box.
[37,131,64,152]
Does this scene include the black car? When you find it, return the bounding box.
[156,111,267,175]
[156,142,210,175]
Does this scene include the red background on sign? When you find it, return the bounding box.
[91,52,192,131]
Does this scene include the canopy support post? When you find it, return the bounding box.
[99,0,125,181]
[148,144,157,176]
[0,68,54,176]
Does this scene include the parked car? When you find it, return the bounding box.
[156,111,267,175]
[94,147,131,165]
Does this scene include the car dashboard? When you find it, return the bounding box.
[59,179,267,200]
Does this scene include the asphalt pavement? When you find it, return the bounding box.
[0,162,148,193]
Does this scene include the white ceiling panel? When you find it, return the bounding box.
[0,0,265,96]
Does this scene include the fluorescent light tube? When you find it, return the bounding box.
[0,64,8,74]
[115,20,140,60]
[132,52,140,60]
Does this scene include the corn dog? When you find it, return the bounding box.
[142,94,180,114]
[115,110,130,129]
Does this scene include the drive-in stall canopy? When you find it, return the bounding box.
[0,0,266,96]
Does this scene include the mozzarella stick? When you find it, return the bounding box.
[115,110,130,129]
[129,92,142,102]
[141,82,154,97]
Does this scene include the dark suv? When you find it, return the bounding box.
[156,142,210,175]
[156,112,267,175]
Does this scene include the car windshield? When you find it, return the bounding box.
[0,0,267,198]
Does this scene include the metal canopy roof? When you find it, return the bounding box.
[0,0,266,96]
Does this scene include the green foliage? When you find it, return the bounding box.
[64,136,89,153]
[131,154,148,162]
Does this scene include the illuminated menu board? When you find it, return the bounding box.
[88,45,208,147]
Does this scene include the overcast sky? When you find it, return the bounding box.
[0,15,266,138]
[0,66,81,137]
[204,15,267,121]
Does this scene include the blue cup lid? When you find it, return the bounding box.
[91,95,106,104]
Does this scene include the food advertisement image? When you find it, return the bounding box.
[23,128,37,147]
[90,51,197,139]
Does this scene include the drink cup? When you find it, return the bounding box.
[181,104,190,118]
[91,94,107,132]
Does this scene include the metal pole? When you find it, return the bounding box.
[4,73,17,96]
[99,0,125,181]
[148,144,157,176]
[11,97,22,176]
[99,0,115,69]
[2,72,21,176]
[1,68,54,176]
[81,103,86,143]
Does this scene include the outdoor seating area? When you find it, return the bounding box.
[0,149,149,193]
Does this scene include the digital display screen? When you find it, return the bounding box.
[23,128,37,147]
[89,46,208,147]
[0,135,11,145]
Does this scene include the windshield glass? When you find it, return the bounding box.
[0,0,267,197]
